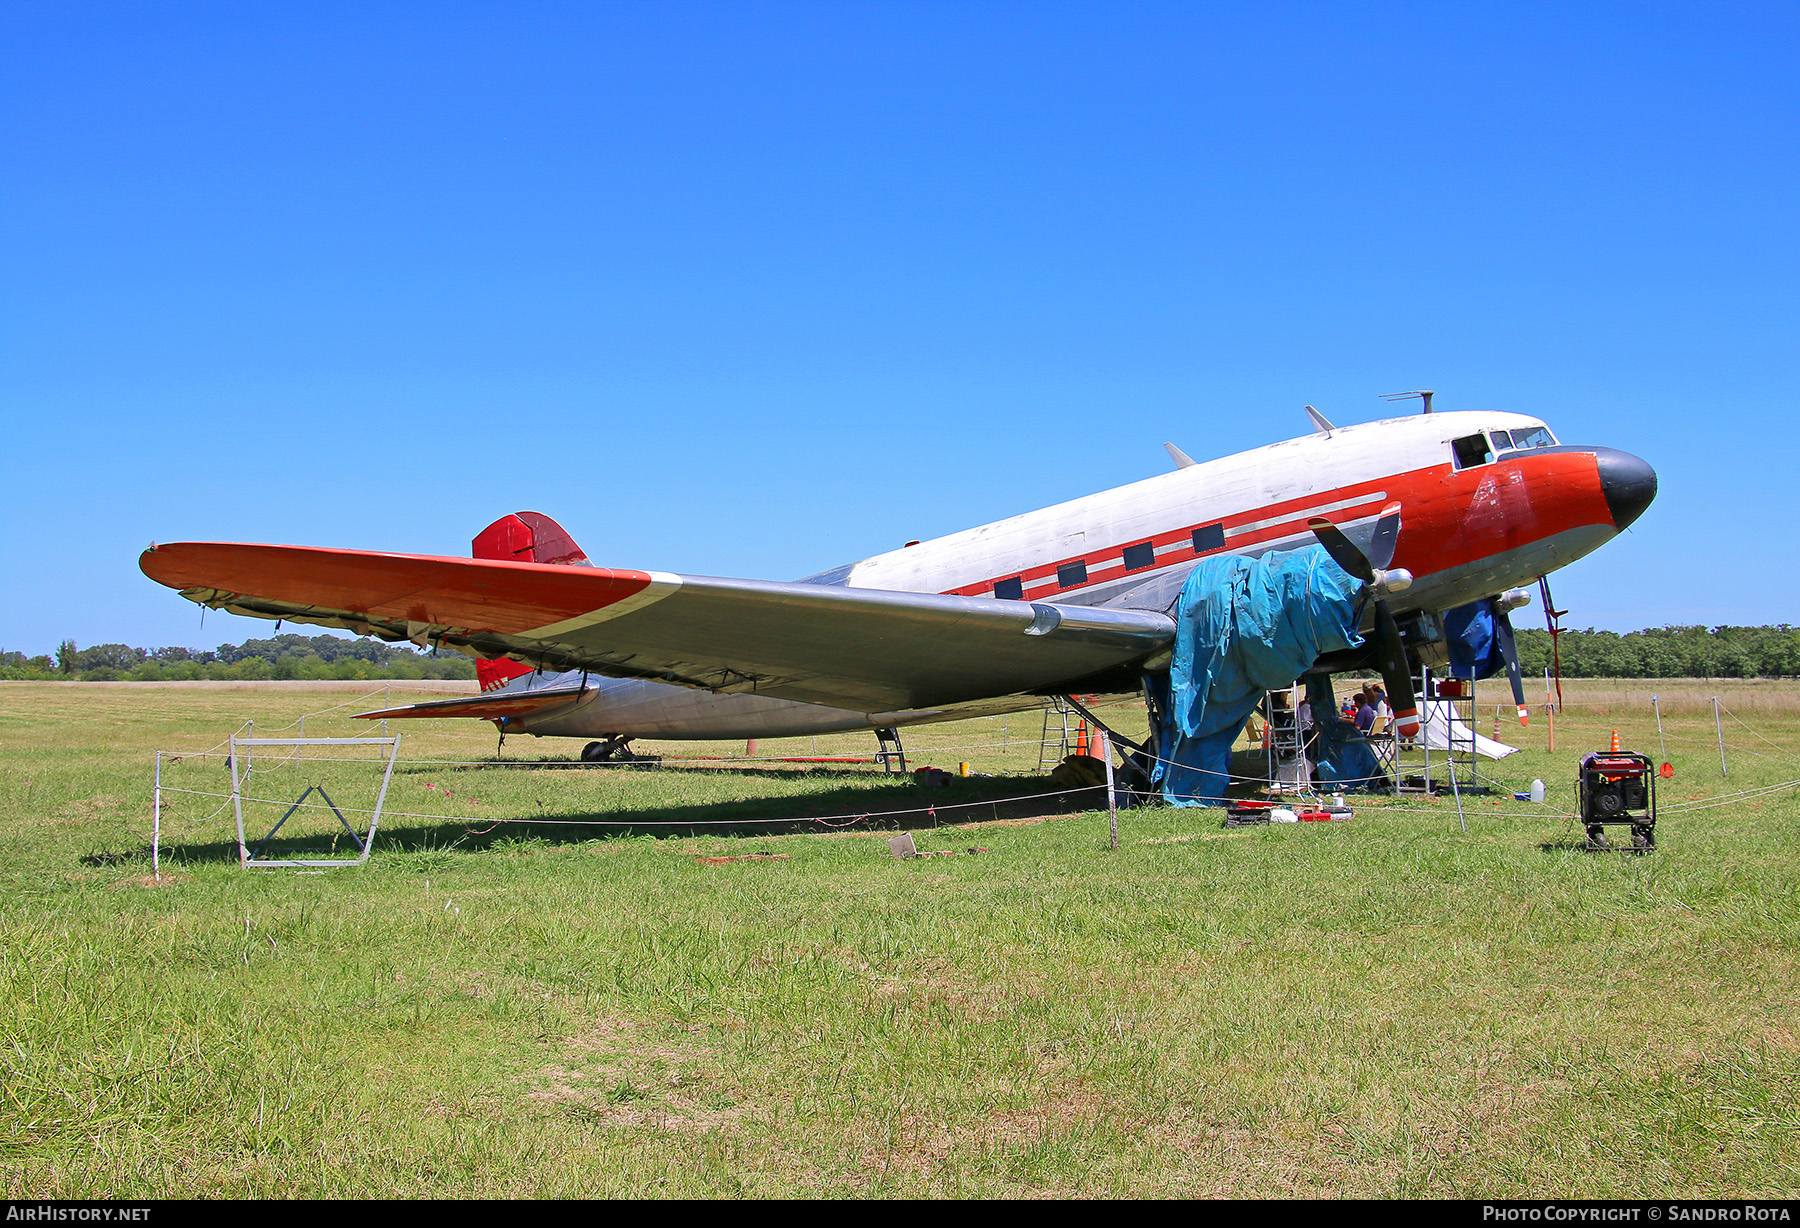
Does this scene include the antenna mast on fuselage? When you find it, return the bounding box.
[1381,389,1435,414]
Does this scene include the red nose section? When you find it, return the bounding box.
[472,512,593,691]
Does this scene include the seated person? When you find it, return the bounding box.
[1354,692,1377,733]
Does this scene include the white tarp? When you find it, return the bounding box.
[1417,701,1520,759]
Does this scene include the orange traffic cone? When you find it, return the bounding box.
[1076,720,1089,757]
[1609,729,1622,753]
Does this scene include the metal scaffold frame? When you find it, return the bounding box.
[227,735,401,869]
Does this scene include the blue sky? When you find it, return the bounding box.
[3,2,1795,655]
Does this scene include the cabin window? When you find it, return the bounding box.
[1122,541,1156,571]
[1451,434,1493,470]
[1192,523,1225,553]
[1057,561,1088,588]
[993,577,1024,601]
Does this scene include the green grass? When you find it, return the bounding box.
[0,679,1796,1197]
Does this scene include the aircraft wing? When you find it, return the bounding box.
[140,543,1175,711]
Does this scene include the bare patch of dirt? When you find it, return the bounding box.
[110,873,189,889]
[523,1014,752,1134]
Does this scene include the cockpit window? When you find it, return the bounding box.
[1452,434,1493,470]
[1506,425,1556,450]
[1489,429,1513,450]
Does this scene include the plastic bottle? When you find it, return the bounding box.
[1530,779,1546,803]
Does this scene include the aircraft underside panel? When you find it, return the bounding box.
[507,674,1128,741]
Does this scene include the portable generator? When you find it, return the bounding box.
[1577,750,1657,851]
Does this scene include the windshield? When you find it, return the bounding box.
[1500,424,1556,450]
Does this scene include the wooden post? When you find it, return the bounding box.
[1546,704,1555,753]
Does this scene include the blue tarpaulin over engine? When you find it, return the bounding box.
[1148,546,1366,805]
[1444,599,1507,680]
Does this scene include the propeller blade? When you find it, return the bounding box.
[1491,603,1530,726]
[1366,502,1403,572]
[1372,600,1420,739]
[1308,518,1376,585]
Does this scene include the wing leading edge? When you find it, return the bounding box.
[140,542,1175,712]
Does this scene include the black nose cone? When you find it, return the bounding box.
[1596,447,1656,530]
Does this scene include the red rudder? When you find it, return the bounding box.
[471,512,593,692]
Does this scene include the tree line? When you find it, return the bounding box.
[4,624,1794,685]
[1510,625,1798,679]
[0,633,477,682]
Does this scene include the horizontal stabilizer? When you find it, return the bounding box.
[356,684,589,722]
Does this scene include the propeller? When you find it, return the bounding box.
[1309,503,1422,739]
[1490,594,1531,726]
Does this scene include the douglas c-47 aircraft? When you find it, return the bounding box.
[140,403,1655,767]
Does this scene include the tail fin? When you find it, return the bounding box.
[471,512,593,691]
[473,511,593,568]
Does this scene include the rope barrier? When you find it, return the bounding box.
[1717,701,1800,767]
[1656,779,1800,813]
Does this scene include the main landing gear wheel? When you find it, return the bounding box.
[581,737,661,769]
[581,738,627,763]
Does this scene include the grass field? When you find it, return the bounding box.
[1,678,1797,1198]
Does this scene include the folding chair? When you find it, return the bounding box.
[1363,715,1398,782]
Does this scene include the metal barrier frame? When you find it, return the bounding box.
[229,735,401,869]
